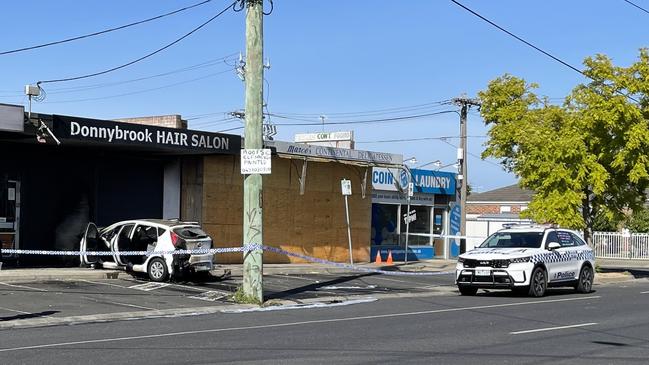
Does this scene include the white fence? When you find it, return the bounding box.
[592,232,649,260]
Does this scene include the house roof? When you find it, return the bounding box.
[468,184,534,203]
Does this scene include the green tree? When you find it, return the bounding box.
[478,50,649,243]
[626,207,649,233]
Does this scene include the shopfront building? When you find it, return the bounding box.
[371,167,457,260]
[0,104,240,267]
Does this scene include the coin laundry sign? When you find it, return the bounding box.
[53,115,239,153]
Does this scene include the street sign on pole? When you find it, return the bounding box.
[341,179,353,264]
[403,209,417,224]
[341,179,352,196]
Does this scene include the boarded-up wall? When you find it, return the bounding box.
[200,155,371,264]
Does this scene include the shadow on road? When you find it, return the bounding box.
[0,310,59,322]
[265,273,378,300]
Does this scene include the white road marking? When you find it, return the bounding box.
[222,298,377,313]
[102,301,155,311]
[0,282,48,292]
[510,322,598,335]
[0,306,31,315]
[79,280,130,289]
[188,291,229,302]
[128,282,170,291]
[319,285,377,290]
[267,274,320,283]
[0,295,600,353]
[641,291,649,294]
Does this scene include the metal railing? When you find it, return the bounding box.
[592,232,649,260]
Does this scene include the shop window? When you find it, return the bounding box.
[371,204,399,246]
[400,205,431,246]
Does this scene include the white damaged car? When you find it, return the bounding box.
[456,225,595,297]
[80,219,214,282]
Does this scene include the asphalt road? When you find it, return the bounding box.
[1,279,648,364]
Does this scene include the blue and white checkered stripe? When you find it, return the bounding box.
[530,249,595,265]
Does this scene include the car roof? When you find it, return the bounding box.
[101,219,201,229]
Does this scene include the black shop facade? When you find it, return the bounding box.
[0,104,240,267]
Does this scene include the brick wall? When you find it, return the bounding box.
[115,115,187,129]
[467,203,526,215]
[196,155,372,264]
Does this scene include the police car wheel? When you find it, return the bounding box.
[528,267,547,297]
[458,286,478,296]
[575,265,594,293]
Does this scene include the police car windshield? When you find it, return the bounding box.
[479,231,544,249]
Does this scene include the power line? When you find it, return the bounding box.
[36,1,237,86]
[450,0,639,103]
[272,100,452,118]
[0,53,238,97]
[42,68,234,103]
[0,0,217,56]
[439,138,501,167]
[623,0,649,15]
[267,110,458,126]
[356,135,487,144]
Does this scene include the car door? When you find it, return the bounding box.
[114,223,136,266]
[549,230,579,282]
[80,223,111,265]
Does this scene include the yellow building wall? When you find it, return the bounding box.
[200,155,371,264]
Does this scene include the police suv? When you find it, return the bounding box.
[455,225,595,297]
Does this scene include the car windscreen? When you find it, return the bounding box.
[173,226,209,239]
[479,231,544,249]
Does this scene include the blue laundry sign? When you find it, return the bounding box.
[449,203,461,257]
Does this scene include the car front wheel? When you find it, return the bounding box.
[148,257,169,282]
[575,265,594,293]
[528,267,547,297]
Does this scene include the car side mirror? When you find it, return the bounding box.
[547,242,561,250]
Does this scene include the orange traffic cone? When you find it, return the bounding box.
[386,250,394,265]
[374,251,383,264]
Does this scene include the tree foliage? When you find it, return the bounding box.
[478,50,649,240]
[626,207,649,233]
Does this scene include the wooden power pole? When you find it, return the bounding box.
[242,0,264,302]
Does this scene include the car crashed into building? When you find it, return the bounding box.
[80,219,214,281]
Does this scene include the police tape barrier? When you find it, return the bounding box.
[4,244,455,276]
[2,247,246,256]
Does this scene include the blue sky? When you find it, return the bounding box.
[1,1,648,191]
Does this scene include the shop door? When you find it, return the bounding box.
[0,178,19,260]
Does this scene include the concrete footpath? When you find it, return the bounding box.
[0,258,647,284]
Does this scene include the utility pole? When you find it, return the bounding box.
[452,96,480,254]
[242,0,264,302]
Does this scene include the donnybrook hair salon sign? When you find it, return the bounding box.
[52,115,240,153]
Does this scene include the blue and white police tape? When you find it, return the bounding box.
[244,244,454,276]
[4,245,454,276]
[2,247,246,256]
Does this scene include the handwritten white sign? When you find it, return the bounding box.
[241,149,272,174]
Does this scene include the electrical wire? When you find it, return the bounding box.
[272,100,452,118]
[42,67,234,103]
[0,53,238,98]
[356,135,488,144]
[36,1,237,86]
[450,0,639,103]
[439,138,502,167]
[267,110,458,126]
[623,0,649,15]
[0,0,217,56]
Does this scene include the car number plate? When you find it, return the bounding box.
[475,269,491,276]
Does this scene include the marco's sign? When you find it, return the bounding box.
[52,115,240,154]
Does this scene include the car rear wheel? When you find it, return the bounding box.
[148,257,169,282]
[574,265,594,293]
[528,267,547,297]
[458,286,478,296]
